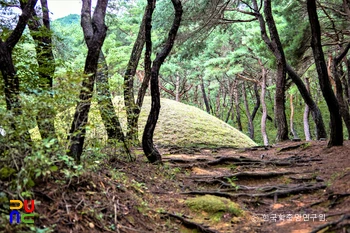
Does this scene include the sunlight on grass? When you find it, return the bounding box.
[31,96,257,148]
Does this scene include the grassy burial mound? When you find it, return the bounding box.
[35,96,257,148]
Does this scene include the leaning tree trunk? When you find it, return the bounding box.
[200,76,211,114]
[0,0,38,148]
[124,6,148,145]
[251,83,260,122]
[142,0,183,163]
[303,78,312,141]
[96,52,132,158]
[68,0,108,161]
[26,0,56,140]
[307,0,343,147]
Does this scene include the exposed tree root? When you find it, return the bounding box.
[182,183,326,199]
[188,171,296,181]
[310,214,350,233]
[161,212,220,233]
[277,143,308,152]
[170,155,322,168]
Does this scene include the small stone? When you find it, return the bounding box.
[89,222,94,228]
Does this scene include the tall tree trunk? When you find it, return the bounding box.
[124,6,148,145]
[96,52,132,158]
[142,0,183,163]
[260,61,269,146]
[26,0,56,140]
[68,0,108,161]
[0,0,38,148]
[303,78,312,141]
[200,76,211,114]
[243,82,254,140]
[332,44,350,139]
[253,0,288,141]
[307,0,343,147]
[234,80,243,131]
[286,65,327,139]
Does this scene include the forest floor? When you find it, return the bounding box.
[2,140,350,233]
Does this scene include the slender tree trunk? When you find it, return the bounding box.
[307,0,343,147]
[175,75,180,102]
[96,52,132,158]
[289,93,299,139]
[243,82,254,140]
[200,76,211,113]
[26,0,56,140]
[234,80,243,131]
[303,78,312,141]
[0,0,38,148]
[251,83,260,122]
[124,6,148,145]
[142,0,183,163]
[347,59,350,104]
[286,65,327,139]
[68,0,108,161]
[260,62,269,146]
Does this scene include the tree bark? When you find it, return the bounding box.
[243,82,254,140]
[303,78,312,141]
[260,61,269,146]
[96,51,132,157]
[200,76,211,114]
[0,0,38,146]
[142,0,183,163]
[286,64,327,139]
[253,0,289,141]
[289,93,299,139]
[234,80,243,131]
[124,6,148,145]
[26,0,56,140]
[68,0,108,161]
[332,44,350,139]
[251,83,260,122]
[307,0,343,147]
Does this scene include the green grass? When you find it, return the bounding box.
[31,96,257,148]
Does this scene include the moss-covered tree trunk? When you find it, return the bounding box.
[26,0,56,140]
[68,0,108,161]
[96,51,132,158]
[142,0,183,163]
[124,6,148,146]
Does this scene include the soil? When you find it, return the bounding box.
[1,140,349,233]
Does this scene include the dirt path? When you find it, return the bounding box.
[3,141,349,233]
[156,141,350,233]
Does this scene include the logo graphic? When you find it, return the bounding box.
[9,200,35,224]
